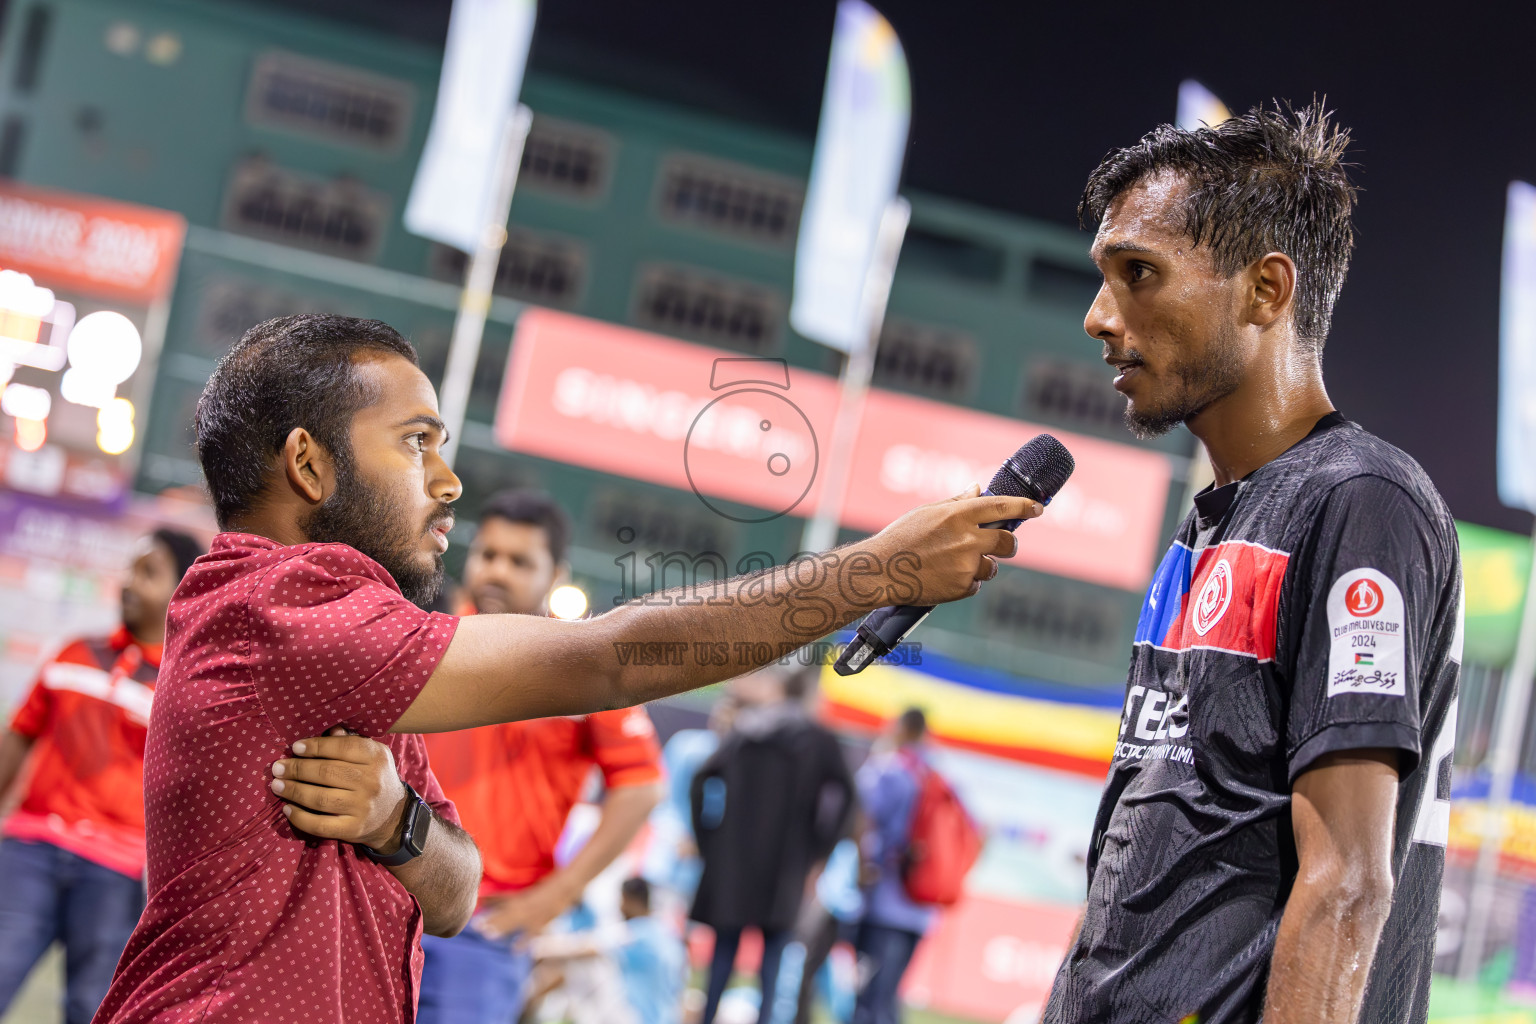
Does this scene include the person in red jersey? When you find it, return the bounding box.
[0,528,201,1024]
[418,490,663,1024]
[92,314,1040,1024]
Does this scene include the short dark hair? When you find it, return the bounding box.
[151,528,204,580]
[1079,101,1357,348]
[477,489,572,564]
[195,315,418,528]
[620,876,650,910]
[782,661,819,701]
[898,707,927,739]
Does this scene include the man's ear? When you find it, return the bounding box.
[1249,251,1297,329]
[281,427,334,506]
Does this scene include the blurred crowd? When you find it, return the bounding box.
[0,487,973,1024]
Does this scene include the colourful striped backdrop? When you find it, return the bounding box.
[818,648,1123,778]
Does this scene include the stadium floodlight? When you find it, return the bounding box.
[1,382,50,421]
[61,368,116,408]
[95,397,136,455]
[66,311,142,385]
[548,585,589,620]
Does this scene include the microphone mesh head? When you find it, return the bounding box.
[989,434,1076,502]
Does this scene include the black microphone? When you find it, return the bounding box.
[833,434,1076,676]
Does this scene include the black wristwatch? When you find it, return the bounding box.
[362,781,431,867]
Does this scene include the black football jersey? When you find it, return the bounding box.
[1043,414,1462,1024]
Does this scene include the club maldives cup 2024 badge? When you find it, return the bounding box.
[1325,568,1407,697]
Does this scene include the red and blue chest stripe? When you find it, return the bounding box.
[1133,539,1291,661]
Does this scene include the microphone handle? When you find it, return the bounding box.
[833,503,1024,676]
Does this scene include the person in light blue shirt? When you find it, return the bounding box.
[612,877,687,1024]
[853,709,938,1024]
[531,877,686,1024]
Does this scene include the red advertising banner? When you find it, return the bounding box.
[0,181,186,304]
[496,309,1172,590]
[845,390,1170,590]
[903,894,1080,1023]
[497,311,842,524]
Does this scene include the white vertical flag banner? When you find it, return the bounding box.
[789,0,910,355]
[1176,79,1231,131]
[1500,181,1536,512]
[404,0,537,253]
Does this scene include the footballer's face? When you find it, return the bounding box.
[1084,171,1255,439]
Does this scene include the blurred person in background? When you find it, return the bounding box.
[851,709,937,1024]
[644,691,740,909]
[609,876,687,1024]
[691,664,856,1024]
[531,876,686,1024]
[419,489,664,1024]
[0,528,202,1024]
[791,834,863,1024]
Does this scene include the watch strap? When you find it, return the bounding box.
[362,781,429,867]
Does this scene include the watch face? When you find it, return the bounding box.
[405,797,431,856]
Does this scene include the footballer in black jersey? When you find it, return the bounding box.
[1045,104,1460,1024]
[1043,414,1460,1022]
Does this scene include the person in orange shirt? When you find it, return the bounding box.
[0,528,202,1024]
[418,491,663,1024]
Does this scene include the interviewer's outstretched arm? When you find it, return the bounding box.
[1263,749,1399,1024]
[392,489,1038,734]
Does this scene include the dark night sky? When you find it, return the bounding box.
[263,0,1536,532]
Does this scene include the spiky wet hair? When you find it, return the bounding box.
[1080,101,1358,349]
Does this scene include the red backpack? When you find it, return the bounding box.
[898,752,982,906]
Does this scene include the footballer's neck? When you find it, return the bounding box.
[1189,345,1334,488]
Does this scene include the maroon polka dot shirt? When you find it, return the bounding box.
[94,533,461,1024]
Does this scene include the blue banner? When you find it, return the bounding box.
[1176,79,1230,131]
[789,0,910,354]
[1499,181,1536,512]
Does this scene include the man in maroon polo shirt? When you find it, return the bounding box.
[93,314,1038,1024]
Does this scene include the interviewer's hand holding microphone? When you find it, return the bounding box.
[869,483,1026,596]
[838,434,1075,673]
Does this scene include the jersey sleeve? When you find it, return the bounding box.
[8,677,50,739]
[586,707,663,789]
[244,546,459,741]
[1281,475,1447,782]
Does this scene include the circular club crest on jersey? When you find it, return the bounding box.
[1192,558,1234,636]
[1345,577,1385,617]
